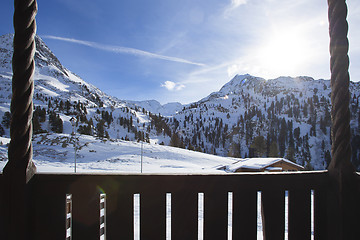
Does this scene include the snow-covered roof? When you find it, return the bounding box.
[225,158,304,172]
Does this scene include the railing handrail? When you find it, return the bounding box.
[0,170,328,176]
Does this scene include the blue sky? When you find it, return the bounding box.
[1,0,360,104]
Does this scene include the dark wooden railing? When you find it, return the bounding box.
[0,171,334,240]
[2,0,360,239]
[1,170,360,239]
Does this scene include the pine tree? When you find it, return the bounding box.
[320,117,327,135]
[269,142,279,157]
[49,111,63,133]
[188,143,195,151]
[0,124,5,136]
[39,108,46,122]
[303,103,308,117]
[195,145,203,152]
[170,131,181,147]
[96,120,105,138]
[105,130,110,139]
[250,136,267,157]
[324,150,331,169]
[32,114,42,134]
[78,121,92,136]
[1,111,11,128]
[59,100,64,111]
[228,142,241,158]
[65,100,71,114]
[285,147,295,162]
[179,137,185,149]
[303,134,312,169]
[294,127,300,142]
[278,118,287,156]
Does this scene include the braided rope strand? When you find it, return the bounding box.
[327,0,354,173]
[4,0,37,183]
[327,1,358,237]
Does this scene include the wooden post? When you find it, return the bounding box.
[2,0,38,239]
[327,0,360,239]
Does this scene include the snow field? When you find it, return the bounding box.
[0,133,236,173]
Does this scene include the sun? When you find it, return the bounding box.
[256,28,311,78]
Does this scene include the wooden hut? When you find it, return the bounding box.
[226,158,304,172]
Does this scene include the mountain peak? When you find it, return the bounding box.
[219,74,266,95]
[0,33,119,108]
[0,33,67,76]
[34,35,70,77]
[126,99,183,116]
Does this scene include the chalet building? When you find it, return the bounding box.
[225,158,304,172]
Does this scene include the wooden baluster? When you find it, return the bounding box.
[232,190,257,240]
[261,189,285,240]
[140,189,166,240]
[203,188,228,240]
[314,188,327,240]
[288,188,311,240]
[171,177,198,240]
[71,176,100,240]
[138,176,167,240]
[102,176,134,240]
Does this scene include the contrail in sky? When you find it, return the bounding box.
[42,35,206,67]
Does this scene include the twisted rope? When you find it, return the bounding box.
[3,0,37,183]
[327,0,355,174]
[327,1,358,238]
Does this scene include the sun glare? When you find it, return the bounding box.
[257,29,310,78]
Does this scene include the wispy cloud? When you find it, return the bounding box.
[231,0,247,9]
[161,81,185,91]
[42,35,206,67]
[224,0,247,16]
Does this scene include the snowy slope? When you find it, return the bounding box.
[0,34,118,108]
[170,74,360,170]
[0,34,174,144]
[0,133,236,173]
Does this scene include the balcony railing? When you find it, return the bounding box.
[0,171,340,240]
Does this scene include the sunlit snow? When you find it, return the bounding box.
[0,133,236,173]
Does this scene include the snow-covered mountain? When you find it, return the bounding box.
[1,34,118,108]
[167,74,360,170]
[126,99,183,116]
[0,34,174,145]
[1,33,360,171]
